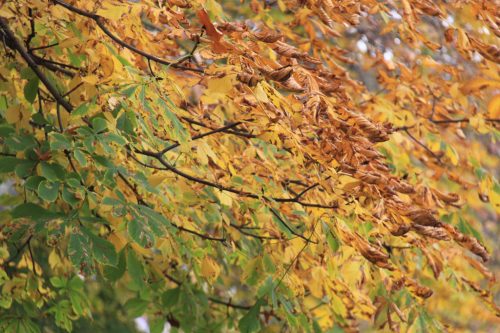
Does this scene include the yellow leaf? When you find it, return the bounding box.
[254,82,270,103]
[201,256,220,282]
[48,250,61,269]
[217,191,233,207]
[460,78,500,94]
[100,54,114,78]
[487,94,500,118]
[0,7,15,18]
[58,37,80,48]
[5,105,20,124]
[96,4,129,20]
[446,145,459,165]
[148,173,168,187]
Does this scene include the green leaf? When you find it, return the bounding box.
[124,298,149,317]
[50,276,67,288]
[73,149,87,167]
[162,287,181,308]
[24,77,39,103]
[128,219,155,248]
[85,230,117,266]
[127,249,146,290]
[24,176,45,191]
[15,160,36,178]
[238,298,264,333]
[150,318,166,333]
[0,124,15,137]
[38,180,60,202]
[0,156,22,173]
[457,217,483,243]
[72,102,90,117]
[68,232,93,275]
[40,162,65,181]
[61,185,79,206]
[103,248,126,281]
[11,203,58,220]
[49,133,71,151]
[92,117,107,133]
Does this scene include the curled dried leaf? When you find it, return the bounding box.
[358,171,384,185]
[237,72,261,87]
[390,179,415,194]
[262,66,293,82]
[442,224,489,262]
[352,234,393,270]
[404,208,440,227]
[412,224,450,240]
[444,28,455,43]
[253,28,282,43]
[390,223,411,236]
[465,257,495,282]
[414,0,443,16]
[273,41,304,58]
[317,5,334,28]
[432,188,459,203]
[405,278,433,298]
[345,110,389,142]
[422,248,443,279]
[167,0,191,8]
[469,36,500,63]
[281,77,305,91]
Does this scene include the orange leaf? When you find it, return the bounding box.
[197,9,226,53]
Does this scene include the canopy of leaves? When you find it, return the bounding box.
[0,0,499,332]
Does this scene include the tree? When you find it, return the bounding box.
[0,0,498,331]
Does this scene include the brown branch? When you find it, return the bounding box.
[117,171,226,242]
[0,17,73,111]
[229,223,283,241]
[403,128,442,163]
[182,117,256,139]
[158,122,244,155]
[163,271,252,310]
[269,208,317,244]
[62,82,84,97]
[134,148,337,209]
[430,117,500,124]
[29,42,59,51]
[52,0,204,73]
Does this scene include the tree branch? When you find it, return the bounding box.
[52,0,204,73]
[0,17,73,111]
[158,121,244,155]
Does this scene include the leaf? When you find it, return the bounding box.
[11,203,58,220]
[487,94,500,118]
[162,287,181,308]
[83,229,117,266]
[200,256,221,282]
[238,298,264,333]
[38,180,60,202]
[40,162,65,181]
[128,218,155,248]
[24,77,39,103]
[103,248,127,281]
[68,232,93,275]
[92,117,108,133]
[124,298,149,317]
[49,133,71,151]
[127,249,146,290]
[0,156,22,173]
[196,9,226,53]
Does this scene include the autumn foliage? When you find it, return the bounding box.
[0,0,499,332]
